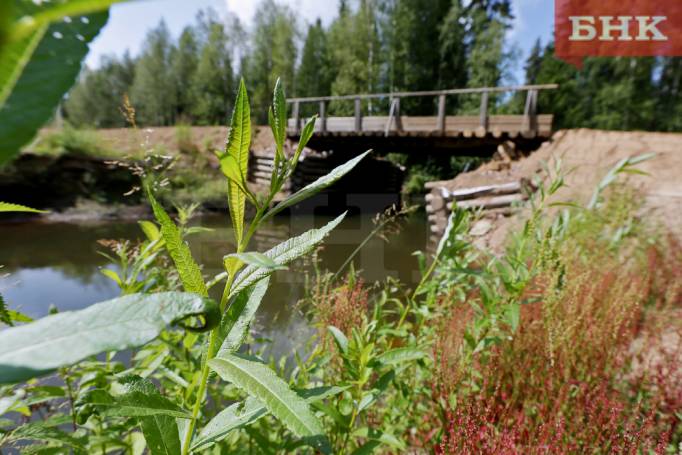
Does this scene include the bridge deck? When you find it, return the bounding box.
[287,114,553,138]
[285,84,557,154]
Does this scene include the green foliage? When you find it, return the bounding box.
[0,292,219,384]
[0,202,46,213]
[147,190,208,297]
[190,19,234,125]
[219,78,251,247]
[208,354,329,451]
[130,20,177,126]
[0,78,369,454]
[0,0,113,164]
[33,124,109,157]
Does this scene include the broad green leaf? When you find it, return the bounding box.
[147,189,207,296]
[375,347,426,366]
[271,78,287,154]
[6,422,84,450]
[0,293,10,326]
[0,202,46,213]
[217,277,270,356]
[208,354,329,451]
[327,326,348,354]
[219,154,248,193]
[0,292,219,384]
[225,252,288,272]
[221,78,250,246]
[138,220,161,242]
[290,115,317,169]
[230,213,345,298]
[100,268,122,286]
[351,428,405,452]
[263,151,370,221]
[140,415,181,455]
[114,376,183,455]
[9,0,121,43]
[190,397,267,452]
[85,389,190,419]
[0,11,109,165]
[0,390,24,415]
[191,386,345,451]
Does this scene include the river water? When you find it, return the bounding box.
[0,213,427,358]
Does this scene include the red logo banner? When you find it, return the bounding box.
[555,0,682,67]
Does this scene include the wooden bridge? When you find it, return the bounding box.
[286,84,558,155]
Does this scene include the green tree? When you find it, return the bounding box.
[296,19,333,99]
[328,0,382,115]
[244,0,298,122]
[655,57,682,131]
[171,26,199,122]
[382,0,452,114]
[130,20,177,126]
[64,53,135,127]
[191,20,234,125]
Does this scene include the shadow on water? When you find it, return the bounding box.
[0,209,427,359]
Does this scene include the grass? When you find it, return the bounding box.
[293,174,682,453]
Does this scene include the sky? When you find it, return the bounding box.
[85,0,554,84]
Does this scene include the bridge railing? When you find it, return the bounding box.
[286,84,558,137]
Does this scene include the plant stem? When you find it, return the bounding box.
[182,330,217,455]
[182,272,238,455]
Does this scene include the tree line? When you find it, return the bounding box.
[64,0,681,132]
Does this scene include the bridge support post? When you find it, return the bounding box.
[479,91,489,135]
[437,94,446,133]
[522,89,538,136]
[319,101,327,133]
[354,97,362,132]
[293,101,301,135]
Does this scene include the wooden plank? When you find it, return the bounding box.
[437,95,446,133]
[319,101,327,133]
[287,114,553,137]
[447,193,525,210]
[286,84,559,103]
[442,182,522,201]
[354,97,362,132]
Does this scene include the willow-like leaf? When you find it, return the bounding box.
[208,354,330,453]
[0,292,219,384]
[147,190,207,296]
[217,277,270,355]
[229,213,345,299]
[0,202,47,213]
[263,151,370,221]
[220,78,250,246]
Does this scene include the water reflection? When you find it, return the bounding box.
[0,213,427,357]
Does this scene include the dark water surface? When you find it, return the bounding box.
[0,213,427,358]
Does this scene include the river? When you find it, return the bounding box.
[0,213,427,359]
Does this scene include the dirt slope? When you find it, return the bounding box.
[445,129,682,250]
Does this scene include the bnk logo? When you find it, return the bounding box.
[555,1,682,67]
[569,16,667,42]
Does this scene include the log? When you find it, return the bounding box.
[447,193,525,210]
[442,181,522,201]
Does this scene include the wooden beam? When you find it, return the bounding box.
[437,94,446,133]
[319,101,327,133]
[522,89,538,134]
[354,97,362,132]
[286,84,559,104]
[292,101,301,135]
[479,91,489,132]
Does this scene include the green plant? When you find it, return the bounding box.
[0,78,368,453]
[34,124,109,157]
[0,0,122,164]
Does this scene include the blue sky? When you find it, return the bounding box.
[86,0,554,84]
